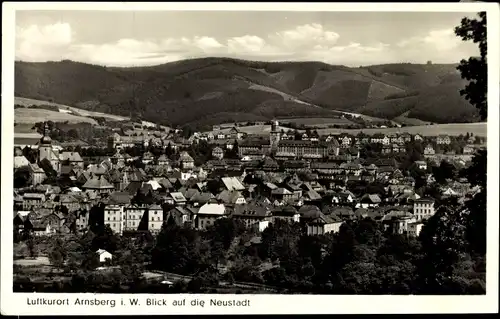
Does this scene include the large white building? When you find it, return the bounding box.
[413,198,436,220]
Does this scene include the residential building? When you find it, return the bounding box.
[415,160,428,170]
[193,203,227,230]
[212,147,225,160]
[424,145,435,155]
[179,152,195,170]
[413,198,436,220]
[408,221,425,237]
[97,249,113,263]
[148,204,163,234]
[436,135,451,145]
[124,204,147,232]
[231,203,272,230]
[104,204,125,235]
[463,145,475,154]
[271,205,301,223]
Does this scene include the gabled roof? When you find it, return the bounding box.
[82,176,114,189]
[106,191,132,205]
[179,151,194,162]
[232,203,270,218]
[170,192,187,202]
[217,190,244,204]
[190,191,215,204]
[305,190,322,201]
[271,188,292,195]
[198,203,226,215]
[221,177,245,191]
[298,205,322,218]
[60,151,83,162]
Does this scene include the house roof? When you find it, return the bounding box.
[361,194,382,203]
[221,177,245,191]
[271,205,298,217]
[107,191,132,205]
[190,192,215,204]
[124,181,142,195]
[309,213,342,225]
[298,205,321,217]
[198,203,226,215]
[82,176,114,189]
[60,151,83,162]
[179,151,194,162]
[96,249,111,255]
[232,203,270,218]
[170,192,187,202]
[381,210,414,221]
[415,197,435,203]
[305,190,322,201]
[271,188,292,195]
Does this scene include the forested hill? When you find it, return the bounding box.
[15,58,480,128]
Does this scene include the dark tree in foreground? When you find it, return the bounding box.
[455,11,487,120]
[455,12,487,256]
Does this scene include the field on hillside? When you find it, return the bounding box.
[393,112,433,126]
[317,122,487,137]
[278,117,355,127]
[208,122,487,137]
[15,97,129,121]
[15,108,98,125]
[208,125,295,135]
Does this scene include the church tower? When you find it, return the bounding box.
[269,119,281,153]
[38,122,53,163]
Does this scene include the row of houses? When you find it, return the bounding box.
[15,195,437,238]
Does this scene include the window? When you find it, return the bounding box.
[113,217,116,221]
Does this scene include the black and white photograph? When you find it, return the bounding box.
[1,2,498,316]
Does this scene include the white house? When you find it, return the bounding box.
[424,145,435,155]
[414,134,424,141]
[96,249,113,263]
[436,135,451,145]
[148,204,164,234]
[413,198,435,220]
[415,160,427,170]
[194,203,227,230]
[408,221,425,237]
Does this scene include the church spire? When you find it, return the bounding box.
[43,122,50,137]
[40,122,52,145]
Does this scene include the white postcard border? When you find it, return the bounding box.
[2,2,499,315]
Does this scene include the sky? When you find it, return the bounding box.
[15,10,481,67]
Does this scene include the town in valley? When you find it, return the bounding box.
[11,9,488,296]
[13,115,487,294]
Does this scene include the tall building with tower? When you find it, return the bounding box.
[269,120,281,152]
[38,122,61,173]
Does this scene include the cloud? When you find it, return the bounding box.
[16,22,73,62]
[393,28,478,64]
[192,36,224,51]
[397,28,462,51]
[273,23,340,49]
[228,35,266,53]
[15,22,478,67]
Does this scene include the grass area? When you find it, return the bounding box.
[317,122,487,137]
[15,108,98,125]
[15,97,129,122]
[13,256,50,266]
[278,117,355,127]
